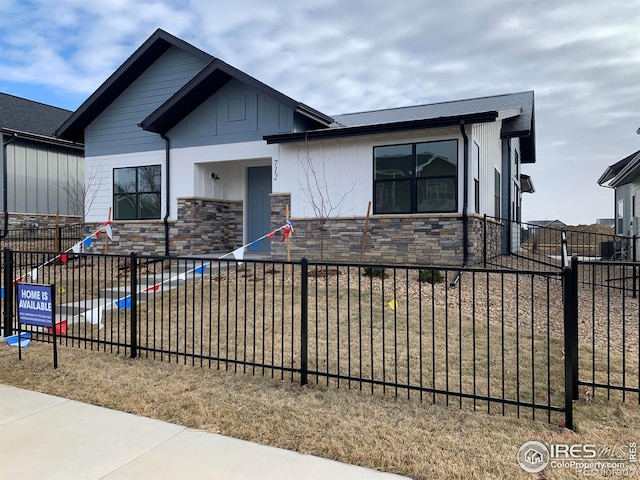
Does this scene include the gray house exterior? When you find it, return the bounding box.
[598,149,640,237]
[0,93,84,230]
[55,29,536,265]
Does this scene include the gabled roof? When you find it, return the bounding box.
[527,219,566,229]
[265,91,536,164]
[0,92,72,138]
[55,29,213,143]
[140,59,333,135]
[598,149,640,187]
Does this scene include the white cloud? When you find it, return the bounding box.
[0,0,638,223]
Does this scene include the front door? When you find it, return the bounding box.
[247,166,272,251]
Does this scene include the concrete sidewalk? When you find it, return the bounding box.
[0,384,408,480]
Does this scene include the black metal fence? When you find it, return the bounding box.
[574,258,640,403]
[0,223,84,257]
[483,215,637,276]
[2,248,571,426]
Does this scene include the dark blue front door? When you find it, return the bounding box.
[247,166,272,251]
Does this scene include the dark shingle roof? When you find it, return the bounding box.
[333,91,534,136]
[0,92,73,137]
[608,150,640,187]
[266,90,536,163]
[598,149,640,186]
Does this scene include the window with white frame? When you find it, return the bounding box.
[617,199,624,234]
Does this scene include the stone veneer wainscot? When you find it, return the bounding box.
[270,193,503,266]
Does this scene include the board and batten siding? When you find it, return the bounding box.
[84,46,208,222]
[471,122,502,217]
[274,126,464,218]
[169,78,295,148]
[630,180,640,237]
[615,183,635,236]
[509,138,522,251]
[0,138,83,215]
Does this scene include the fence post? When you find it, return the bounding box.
[570,255,579,401]
[483,214,487,267]
[56,226,62,252]
[3,247,13,337]
[130,252,138,359]
[562,263,574,430]
[633,235,637,299]
[300,257,308,386]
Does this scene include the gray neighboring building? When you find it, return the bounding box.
[0,93,84,229]
[598,149,640,237]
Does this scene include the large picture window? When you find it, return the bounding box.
[113,165,161,220]
[374,140,457,214]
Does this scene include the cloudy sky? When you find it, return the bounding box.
[0,0,638,225]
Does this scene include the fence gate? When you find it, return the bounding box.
[575,259,640,403]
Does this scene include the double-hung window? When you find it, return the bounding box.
[374,139,458,214]
[113,165,161,220]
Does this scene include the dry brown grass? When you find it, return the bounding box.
[53,265,571,419]
[1,342,639,480]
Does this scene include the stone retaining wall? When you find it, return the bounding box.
[1,213,82,229]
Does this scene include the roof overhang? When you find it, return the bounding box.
[598,149,640,187]
[502,125,535,164]
[496,108,522,121]
[140,59,334,135]
[598,166,615,186]
[520,174,535,193]
[264,111,499,144]
[609,151,640,187]
[2,127,84,150]
[55,29,213,143]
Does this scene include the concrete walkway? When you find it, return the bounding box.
[0,384,408,480]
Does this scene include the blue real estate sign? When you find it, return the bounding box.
[17,283,54,328]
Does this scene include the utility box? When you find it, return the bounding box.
[599,241,620,260]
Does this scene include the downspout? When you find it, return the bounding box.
[1,132,17,239]
[451,121,469,287]
[506,139,512,250]
[460,121,469,266]
[161,134,170,256]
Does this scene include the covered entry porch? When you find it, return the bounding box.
[175,160,273,255]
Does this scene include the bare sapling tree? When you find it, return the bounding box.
[299,141,357,261]
[59,162,101,224]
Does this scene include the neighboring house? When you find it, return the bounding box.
[598,149,640,237]
[596,218,615,228]
[0,93,84,230]
[527,219,567,234]
[55,29,536,265]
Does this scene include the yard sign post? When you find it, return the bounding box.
[17,283,57,369]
